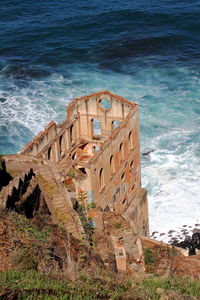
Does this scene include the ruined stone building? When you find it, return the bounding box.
[0,91,149,272]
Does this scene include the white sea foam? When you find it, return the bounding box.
[0,63,199,238]
[142,129,200,238]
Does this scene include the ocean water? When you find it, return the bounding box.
[0,0,200,236]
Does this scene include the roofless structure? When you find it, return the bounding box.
[1,91,149,272]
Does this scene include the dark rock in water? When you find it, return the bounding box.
[151,231,158,237]
[168,230,175,234]
[160,233,165,236]
[171,237,178,241]
[193,228,200,233]
[195,224,200,227]
[183,225,187,227]
[171,232,200,256]
[191,233,200,250]
[142,149,155,156]
[152,231,158,235]
[183,231,189,235]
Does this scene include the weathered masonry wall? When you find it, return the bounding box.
[21,91,136,163]
[67,91,136,141]
[20,90,149,237]
[86,108,148,235]
[21,115,81,162]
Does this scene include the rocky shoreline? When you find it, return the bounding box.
[151,225,200,255]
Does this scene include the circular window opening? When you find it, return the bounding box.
[112,120,120,129]
[99,98,111,111]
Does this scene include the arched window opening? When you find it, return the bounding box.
[78,167,87,175]
[72,152,77,160]
[91,119,101,136]
[28,146,33,153]
[70,125,74,144]
[59,135,63,155]
[39,136,44,144]
[99,98,111,110]
[47,147,51,160]
[119,143,124,162]
[129,131,134,149]
[104,205,110,212]
[112,120,120,130]
[99,168,104,190]
[110,155,115,174]
[130,160,134,173]
[93,145,100,152]
[132,171,138,191]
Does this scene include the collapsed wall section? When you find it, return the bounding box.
[67,90,136,141]
[20,115,81,162]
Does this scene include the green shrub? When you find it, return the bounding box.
[144,247,155,265]
[11,212,52,243]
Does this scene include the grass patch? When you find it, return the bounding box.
[0,270,199,300]
[142,277,200,297]
[144,247,155,265]
[11,212,52,243]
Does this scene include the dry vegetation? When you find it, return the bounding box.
[0,210,199,300]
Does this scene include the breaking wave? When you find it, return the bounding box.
[0,0,200,235]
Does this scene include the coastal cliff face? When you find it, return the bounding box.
[0,156,200,280]
[0,207,200,300]
[0,154,144,275]
[0,91,150,274]
[0,92,199,298]
[0,156,200,299]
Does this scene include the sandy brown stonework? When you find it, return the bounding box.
[1,91,200,281]
[20,91,149,235]
[1,91,149,273]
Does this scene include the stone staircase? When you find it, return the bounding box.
[1,155,84,240]
[35,164,84,240]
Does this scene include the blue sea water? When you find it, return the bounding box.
[0,0,200,235]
